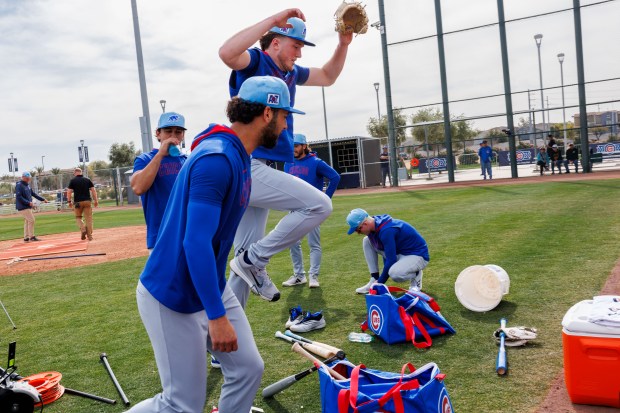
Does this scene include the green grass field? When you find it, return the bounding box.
[1,179,619,412]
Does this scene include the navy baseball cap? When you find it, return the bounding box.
[238,76,305,115]
[269,17,315,47]
[158,112,186,130]
[294,134,307,145]
[347,208,369,235]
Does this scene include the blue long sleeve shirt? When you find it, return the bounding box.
[284,152,340,198]
[478,146,494,163]
[367,215,430,284]
[139,125,251,320]
[15,180,45,211]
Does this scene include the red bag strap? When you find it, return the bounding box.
[398,307,432,348]
[338,389,351,413]
[416,313,446,335]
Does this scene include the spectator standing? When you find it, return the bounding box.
[67,167,98,240]
[379,145,391,187]
[565,143,579,173]
[478,140,494,180]
[15,171,48,242]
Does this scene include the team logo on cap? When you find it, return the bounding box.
[278,27,290,34]
[267,93,280,105]
[302,27,306,36]
[168,115,179,122]
[369,305,383,334]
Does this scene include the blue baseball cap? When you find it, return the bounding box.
[346,208,369,235]
[238,76,305,115]
[22,171,31,178]
[294,134,307,145]
[269,17,315,47]
[157,112,186,130]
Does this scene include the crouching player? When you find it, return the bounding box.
[346,208,430,294]
[128,76,301,413]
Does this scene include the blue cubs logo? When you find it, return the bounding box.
[437,389,453,413]
[369,305,383,335]
[278,27,290,34]
[426,158,447,168]
[267,93,280,105]
[168,115,179,122]
[302,27,306,37]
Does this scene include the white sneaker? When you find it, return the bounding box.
[289,311,326,333]
[308,274,319,288]
[409,270,423,291]
[285,306,304,328]
[282,274,307,287]
[355,277,377,294]
[230,252,281,302]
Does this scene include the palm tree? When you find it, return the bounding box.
[51,167,63,190]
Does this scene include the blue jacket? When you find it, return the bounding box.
[139,125,251,320]
[367,214,429,284]
[537,151,549,164]
[478,146,494,163]
[229,48,310,163]
[15,180,45,211]
[284,152,340,198]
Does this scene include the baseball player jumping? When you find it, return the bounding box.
[127,76,301,413]
[346,208,430,294]
[283,134,340,288]
[219,8,355,305]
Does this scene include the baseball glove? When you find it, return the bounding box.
[334,1,368,35]
[494,326,538,347]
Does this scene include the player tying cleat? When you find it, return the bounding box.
[346,208,430,294]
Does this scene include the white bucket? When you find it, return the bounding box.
[454,264,510,312]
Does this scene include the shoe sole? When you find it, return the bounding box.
[285,318,303,328]
[230,258,281,302]
[290,319,326,333]
[282,279,306,287]
[309,283,319,288]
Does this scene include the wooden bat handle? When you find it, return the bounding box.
[284,331,343,356]
[292,343,345,380]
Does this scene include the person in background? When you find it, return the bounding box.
[536,147,549,176]
[67,167,98,240]
[379,145,391,187]
[283,134,340,288]
[548,144,564,175]
[478,140,494,180]
[565,143,579,173]
[15,171,48,242]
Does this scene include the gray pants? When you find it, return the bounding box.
[289,225,321,277]
[128,282,263,413]
[363,236,428,284]
[229,159,332,307]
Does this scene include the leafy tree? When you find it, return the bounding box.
[89,160,112,179]
[487,128,508,143]
[366,109,407,146]
[108,142,139,168]
[409,108,477,155]
[590,126,608,142]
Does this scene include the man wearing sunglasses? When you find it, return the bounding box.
[346,208,429,294]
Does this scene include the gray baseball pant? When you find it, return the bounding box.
[127,282,263,413]
[363,236,428,287]
[229,158,332,307]
[289,225,321,277]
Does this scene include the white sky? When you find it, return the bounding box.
[1,0,618,173]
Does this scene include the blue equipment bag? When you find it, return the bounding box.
[362,285,455,348]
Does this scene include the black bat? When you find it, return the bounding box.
[262,353,342,398]
[100,353,130,406]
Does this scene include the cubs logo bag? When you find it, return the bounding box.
[362,285,455,348]
[318,359,454,413]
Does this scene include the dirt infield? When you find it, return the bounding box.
[0,225,148,277]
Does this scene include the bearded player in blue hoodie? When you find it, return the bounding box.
[283,134,340,288]
[128,77,303,413]
[346,208,430,294]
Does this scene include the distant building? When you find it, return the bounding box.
[573,110,619,135]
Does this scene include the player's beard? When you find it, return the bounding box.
[259,115,280,149]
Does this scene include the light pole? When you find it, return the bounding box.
[373,82,381,119]
[10,152,15,181]
[80,139,86,174]
[159,99,166,113]
[534,34,547,144]
[41,155,45,172]
[557,53,568,143]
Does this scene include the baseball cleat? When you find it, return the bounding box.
[282,274,307,287]
[308,274,320,288]
[409,270,423,291]
[210,354,221,369]
[230,253,281,302]
[285,305,304,328]
[355,277,377,294]
[289,311,326,333]
[29,236,41,242]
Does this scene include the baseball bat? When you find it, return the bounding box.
[275,331,336,359]
[496,318,508,376]
[65,387,117,405]
[283,330,343,356]
[100,353,130,406]
[262,354,339,398]
[291,343,345,380]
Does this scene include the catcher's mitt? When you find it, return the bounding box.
[334,1,368,35]
[494,326,538,347]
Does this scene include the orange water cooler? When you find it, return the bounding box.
[562,296,620,408]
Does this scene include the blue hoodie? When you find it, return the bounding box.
[367,214,429,284]
[284,152,340,198]
[139,124,251,320]
[15,180,45,211]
